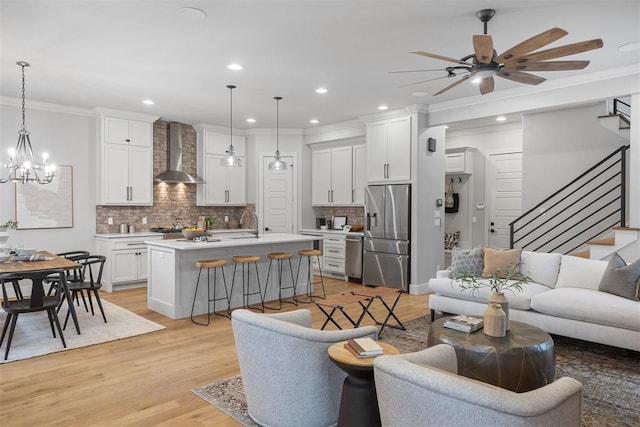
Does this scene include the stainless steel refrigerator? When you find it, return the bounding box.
[363,184,410,290]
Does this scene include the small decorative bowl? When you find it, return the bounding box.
[16,248,36,256]
[182,229,206,240]
[0,252,10,263]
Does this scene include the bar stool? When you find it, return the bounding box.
[263,252,297,310]
[295,249,326,303]
[190,259,230,326]
[230,255,264,312]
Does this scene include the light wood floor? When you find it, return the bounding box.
[0,278,429,426]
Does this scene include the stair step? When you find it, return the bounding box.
[613,226,640,231]
[571,250,591,259]
[586,237,616,246]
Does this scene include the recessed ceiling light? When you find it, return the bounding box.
[315,88,328,94]
[246,118,256,123]
[619,42,640,52]
[496,116,507,122]
[377,105,388,110]
[176,7,207,21]
[142,99,154,105]
[227,63,243,71]
[412,91,430,97]
[309,119,319,124]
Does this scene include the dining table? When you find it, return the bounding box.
[0,250,82,334]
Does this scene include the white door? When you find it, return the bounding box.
[487,152,522,249]
[262,156,295,233]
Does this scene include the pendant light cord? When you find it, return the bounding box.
[227,85,236,152]
[275,96,282,154]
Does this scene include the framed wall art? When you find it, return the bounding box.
[15,165,73,229]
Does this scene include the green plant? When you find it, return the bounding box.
[453,263,530,295]
[0,219,18,230]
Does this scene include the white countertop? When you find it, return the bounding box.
[299,228,364,237]
[145,232,319,250]
[95,232,164,238]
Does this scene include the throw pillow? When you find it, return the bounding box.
[444,231,460,250]
[598,253,640,301]
[482,247,522,278]
[450,246,484,278]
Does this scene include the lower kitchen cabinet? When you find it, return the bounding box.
[95,233,163,292]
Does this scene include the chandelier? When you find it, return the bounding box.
[268,96,287,170]
[1,61,55,184]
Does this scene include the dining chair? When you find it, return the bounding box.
[46,250,90,296]
[1,270,67,360]
[63,255,107,328]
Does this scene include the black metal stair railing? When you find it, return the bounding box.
[613,98,631,122]
[509,144,630,254]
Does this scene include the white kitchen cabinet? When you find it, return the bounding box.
[352,144,367,205]
[194,125,247,206]
[366,115,411,183]
[95,233,163,292]
[311,145,361,206]
[446,148,474,174]
[322,234,347,279]
[202,154,246,205]
[98,115,155,205]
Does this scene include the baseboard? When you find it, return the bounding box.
[409,282,430,295]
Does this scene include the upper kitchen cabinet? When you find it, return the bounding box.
[194,124,246,206]
[446,147,474,174]
[366,115,411,183]
[312,146,358,206]
[96,111,158,205]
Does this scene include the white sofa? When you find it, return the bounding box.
[428,251,640,352]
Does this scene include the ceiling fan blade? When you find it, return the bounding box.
[503,60,590,72]
[388,69,449,74]
[412,50,465,65]
[495,27,568,63]
[397,74,456,88]
[479,77,494,95]
[498,69,546,85]
[433,75,470,95]
[508,39,603,64]
[473,35,494,64]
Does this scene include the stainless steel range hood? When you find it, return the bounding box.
[154,122,204,184]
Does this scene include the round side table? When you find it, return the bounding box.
[428,317,555,392]
[328,341,399,427]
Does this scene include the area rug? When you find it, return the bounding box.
[0,299,165,363]
[193,316,639,427]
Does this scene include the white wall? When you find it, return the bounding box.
[521,102,629,211]
[0,103,96,253]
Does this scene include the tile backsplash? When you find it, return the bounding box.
[95,121,253,234]
[318,206,365,227]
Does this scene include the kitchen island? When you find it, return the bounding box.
[146,233,320,319]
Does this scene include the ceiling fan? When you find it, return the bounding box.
[394,9,603,95]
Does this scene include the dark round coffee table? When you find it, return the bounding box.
[427,317,555,392]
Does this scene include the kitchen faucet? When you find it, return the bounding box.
[240,210,259,238]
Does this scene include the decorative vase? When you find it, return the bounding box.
[484,302,507,337]
[488,291,510,330]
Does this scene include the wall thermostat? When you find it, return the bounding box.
[477,202,485,209]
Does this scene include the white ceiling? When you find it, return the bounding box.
[1,1,638,129]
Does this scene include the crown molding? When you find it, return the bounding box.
[93,107,159,122]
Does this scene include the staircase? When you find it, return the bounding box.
[510,97,635,260]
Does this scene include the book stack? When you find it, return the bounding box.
[443,315,484,333]
[344,338,384,358]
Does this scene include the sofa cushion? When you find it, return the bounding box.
[450,246,483,277]
[531,288,640,331]
[428,277,551,311]
[555,255,608,291]
[598,253,640,300]
[520,251,562,288]
[482,247,522,278]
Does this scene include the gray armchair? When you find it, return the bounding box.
[231,308,378,427]
[373,344,583,427]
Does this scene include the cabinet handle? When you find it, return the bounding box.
[328,190,331,203]
[331,190,334,203]
[384,163,389,178]
[127,242,145,246]
[225,190,229,203]
[352,189,355,203]
[126,139,130,143]
[129,186,133,201]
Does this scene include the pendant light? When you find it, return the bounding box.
[268,96,287,170]
[1,61,55,184]
[220,84,242,167]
